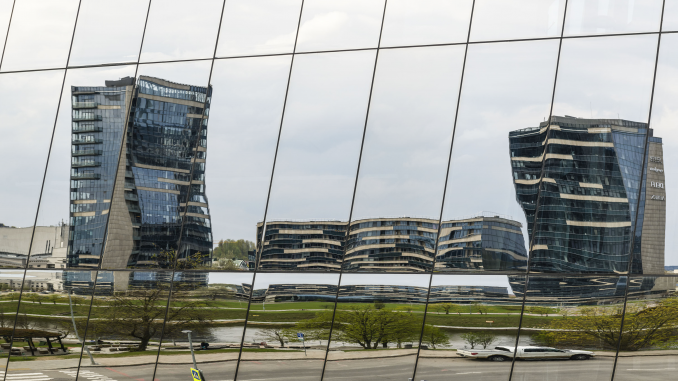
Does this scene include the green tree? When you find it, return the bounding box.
[212,239,255,261]
[477,332,498,349]
[436,303,457,315]
[536,298,678,351]
[461,332,481,349]
[421,325,450,349]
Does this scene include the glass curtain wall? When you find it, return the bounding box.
[0,1,676,381]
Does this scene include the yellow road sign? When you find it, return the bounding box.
[191,368,204,381]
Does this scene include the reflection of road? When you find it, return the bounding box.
[7,355,676,381]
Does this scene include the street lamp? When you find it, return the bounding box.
[182,330,197,369]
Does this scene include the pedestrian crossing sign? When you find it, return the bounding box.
[191,368,204,381]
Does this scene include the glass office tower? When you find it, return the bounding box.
[509,116,666,274]
[70,76,213,269]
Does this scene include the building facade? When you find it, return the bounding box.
[509,116,665,274]
[257,216,526,271]
[69,76,213,269]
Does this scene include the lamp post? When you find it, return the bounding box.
[182,330,197,369]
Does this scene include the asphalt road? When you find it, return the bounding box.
[5,355,676,381]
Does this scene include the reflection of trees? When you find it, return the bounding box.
[258,328,292,347]
[461,332,497,349]
[92,285,210,351]
[536,298,678,351]
[422,325,450,349]
[213,239,254,261]
[296,305,426,349]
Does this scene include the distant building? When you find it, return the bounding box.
[257,216,527,271]
[0,224,68,268]
[509,116,665,274]
[69,76,213,269]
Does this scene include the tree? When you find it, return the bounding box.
[213,239,255,261]
[475,305,489,315]
[214,258,239,270]
[373,301,385,310]
[436,303,456,315]
[94,285,210,351]
[421,325,450,349]
[536,298,678,351]
[477,332,498,349]
[461,332,481,349]
[295,310,334,342]
[258,327,292,348]
[49,294,60,305]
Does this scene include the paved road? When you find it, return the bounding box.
[5,355,676,381]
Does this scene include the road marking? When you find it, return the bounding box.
[60,369,118,380]
[455,372,482,375]
[626,368,676,371]
[0,372,53,380]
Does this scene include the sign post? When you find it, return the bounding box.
[191,368,206,381]
[184,330,204,380]
[297,332,306,356]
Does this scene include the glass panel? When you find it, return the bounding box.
[323,273,429,380]
[469,0,565,42]
[563,0,663,36]
[0,70,65,269]
[237,272,340,380]
[139,0,224,62]
[216,0,302,57]
[347,46,465,273]
[153,271,253,380]
[663,0,678,31]
[97,62,212,271]
[511,275,626,380]
[295,0,385,53]
[437,40,559,273]
[263,50,375,272]
[76,270,171,379]
[0,0,79,72]
[643,33,677,274]
[414,274,525,381]
[29,66,136,273]
[4,270,95,379]
[0,271,31,373]
[69,0,150,67]
[530,35,658,274]
[0,0,13,60]
[199,56,291,274]
[379,0,473,47]
[613,276,678,381]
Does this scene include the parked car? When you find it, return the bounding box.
[457,346,594,361]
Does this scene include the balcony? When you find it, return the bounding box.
[124,193,138,202]
[124,182,136,189]
[72,149,103,156]
[71,173,101,180]
[72,125,102,133]
[73,115,102,121]
[72,102,98,109]
[127,205,141,213]
[125,170,134,178]
[72,138,103,145]
[71,160,101,168]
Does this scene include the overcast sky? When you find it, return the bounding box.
[1,0,677,266]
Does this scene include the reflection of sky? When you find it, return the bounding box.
[441,40,559,251]
[250,273,340,290]
[431,275,514,294]
[1,2,677,268]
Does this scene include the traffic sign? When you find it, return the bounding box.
[297,332,304,339]
[191,368,205,381]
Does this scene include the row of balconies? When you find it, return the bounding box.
[70,173,101,180]
[71,159,100,168]
[72,101,98,109]
[72,149,103,157]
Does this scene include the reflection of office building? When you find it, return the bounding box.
[427,285,512,302]
[69,76,213,269]
[257,221,348,270]
[258,216,526,271]
[435,216,527,271]
[509,116,665,274]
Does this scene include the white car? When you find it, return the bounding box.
[457,346,595,361]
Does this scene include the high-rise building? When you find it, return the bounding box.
[509,116,665,274]
[257,215,526,271]
[69,76,213,269]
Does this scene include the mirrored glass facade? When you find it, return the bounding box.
[0,1,676,381]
